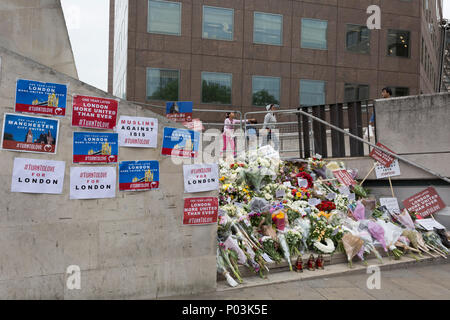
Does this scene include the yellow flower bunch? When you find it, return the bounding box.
[219,176,225,182]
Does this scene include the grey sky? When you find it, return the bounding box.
[61,0,109,91]
[61,1,450,93]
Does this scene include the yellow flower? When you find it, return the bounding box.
[219,176,225,181]
[296,192,302,198]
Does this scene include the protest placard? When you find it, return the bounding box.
[166,101,193,123]
[116,116,158,148]
[379,197,400,214]
[332,170,356,186]
[369,142,396,167]
[73,132,118,164]
[161,127,200,158]
[403,187,446,218]
[375,159,401,179]
[183,163,219,193]
[1,113,59,154]
[15,79,67,116]
[72,95,118,129]
[11,158,65,194]
[183,197,219,225]
[70,167,116,199]
[119,160,159,191]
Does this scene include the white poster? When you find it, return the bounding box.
[415,218,446,231]
[183,163,219,193]
[116,116,158,148]
[11,158,65,194]
[375,159,401,179]
[70,166,116,199]
[379,197,400,214]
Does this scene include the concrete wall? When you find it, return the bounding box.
[0,46,217,299]
[0,0,78,79]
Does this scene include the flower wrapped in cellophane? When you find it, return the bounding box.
[260,236,282,263]
[278,232,293,271]
[341,233,364,267]
[217,248,239,287]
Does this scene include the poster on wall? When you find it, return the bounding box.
[15,79,67,116]
[183,163,219,193]
[69,166,116,200]
[11,158,65,194]
[1,113,59,154]
[166,101,193,123]
[72,95,118,129]
[118,160,159,191]
[375,159,401,179]
[403,187,446,218]
[116,116,158,148]
[73,132,118,164]
[161,127,200,158]
[183,197,219,225]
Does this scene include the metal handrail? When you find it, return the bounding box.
[294,108,450,184]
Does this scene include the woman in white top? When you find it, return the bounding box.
[261,104,279,150]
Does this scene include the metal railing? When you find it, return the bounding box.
[243,100,375,159]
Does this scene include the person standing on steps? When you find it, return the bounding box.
[261,104,279,151]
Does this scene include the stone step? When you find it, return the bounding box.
[217,253,449,292]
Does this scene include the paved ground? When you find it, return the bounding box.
[166,262,450,300]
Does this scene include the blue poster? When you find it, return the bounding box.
[161,127,200,158]
[119,160,160,191]
[15,79,68,116]
[1,113,59,154]
[73,132,118,164]
[165,101,193,122]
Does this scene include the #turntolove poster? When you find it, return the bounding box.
[369,142,396,168]
[73,132,118,164]
[402,187,446,218]
[161,127,200,158]
[1,113,59,154]
[70,166,116,200]
[15,79,67,116]
[166,101,193,123]
[72,95,118,129]
[11,158,65,194]
[183,197,219,225]
[118,160,159,191]
[116,116,158,148]
[332,169,356,186]
[183,163,219,193]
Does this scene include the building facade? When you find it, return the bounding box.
[108,0,444,121]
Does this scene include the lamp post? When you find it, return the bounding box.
[438,19,450,92]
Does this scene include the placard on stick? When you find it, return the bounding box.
[403,187,446,218]
[332,170,356,186]
[369,142,396,167]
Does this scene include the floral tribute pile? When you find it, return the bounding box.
[216,146,450,287]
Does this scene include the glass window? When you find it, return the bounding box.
[201,72,232,104]
[203,6,234,41]
[344,83,369,102]
[300,80,326,106]
[392,87,409,97]
[148,0,181,36]
[146,68,179,101]
[346,24,370,54]
[253,12,283,46]
[301,19,328,50]
[252,76,280,106]
[387,29,410,58]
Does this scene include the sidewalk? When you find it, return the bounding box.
[164,260,450,300]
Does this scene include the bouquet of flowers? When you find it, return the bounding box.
[278,232,293,271]
[217,248,239,287]
[285,228,303,256]
[260,236,282,263]
[316,201,336,212]
[296,172,314,189]
[341,233,364,267]
[291,188,311,201]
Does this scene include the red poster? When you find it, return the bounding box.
[333,170,356,186]
[72,95,118,130]
[403,187,446,218]
[183,197,219,225]
[369,142,396,168]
